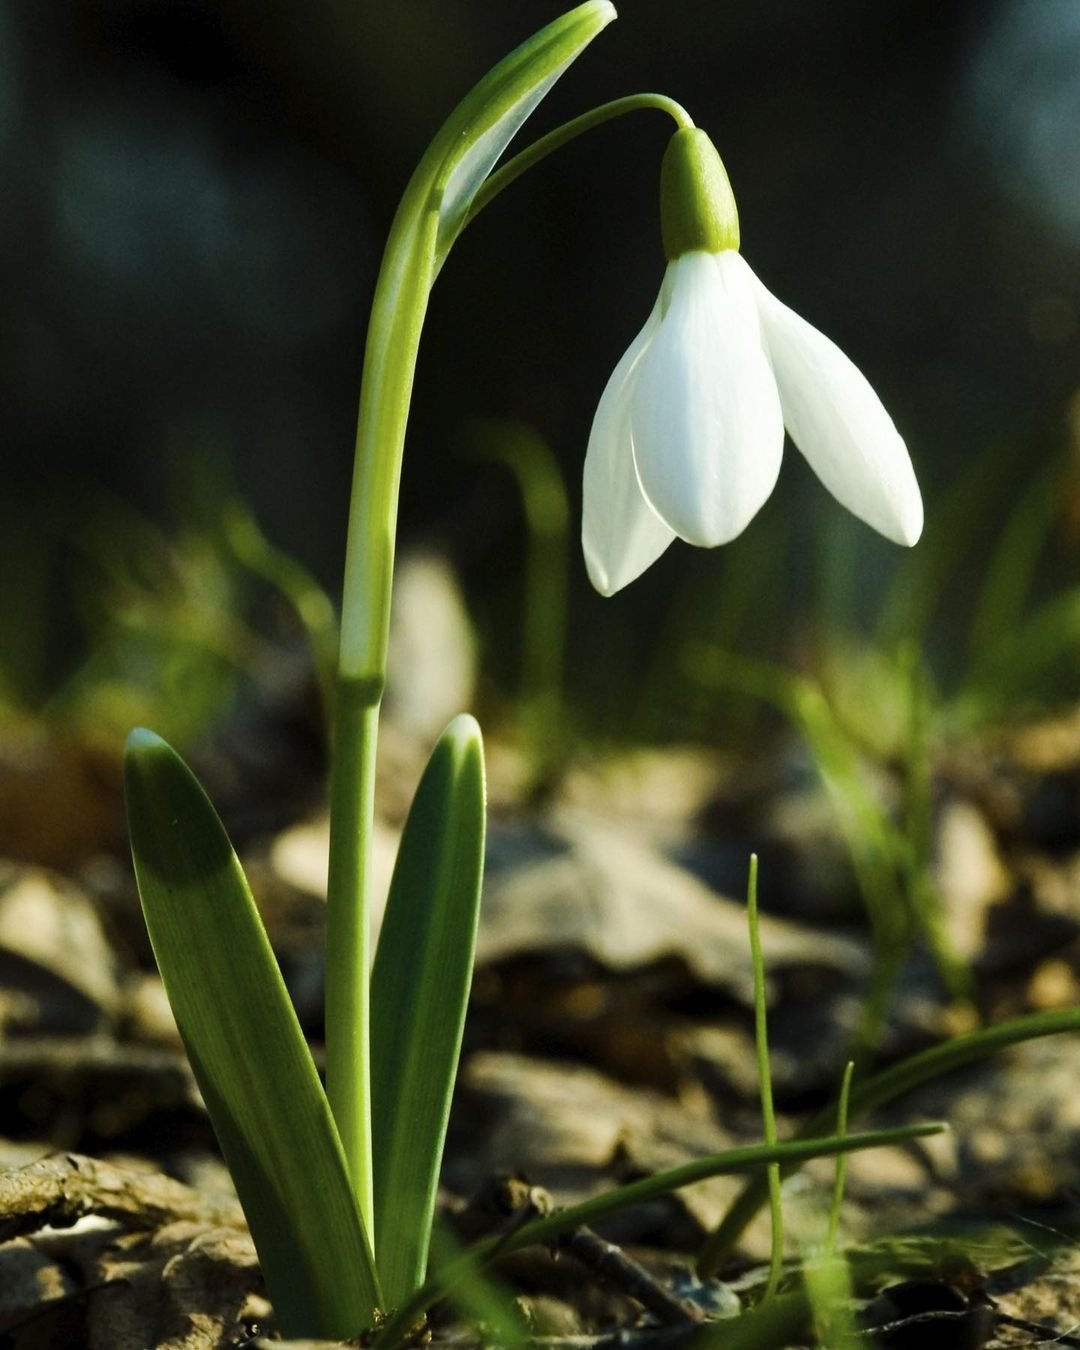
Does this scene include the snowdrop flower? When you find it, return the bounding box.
[583,128,923,596]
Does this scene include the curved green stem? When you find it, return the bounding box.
[324,9,681,1253]
[464,93,693,229]
[327,176,439,1242]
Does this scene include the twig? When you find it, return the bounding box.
[859,1303,1080,1348]
[557,1228,703,1328]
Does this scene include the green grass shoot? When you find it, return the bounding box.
[372,1118,946,1348]
[746,854,784,1302]
[700,1003,1080,1275]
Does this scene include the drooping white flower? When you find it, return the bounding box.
[583,128,923,597]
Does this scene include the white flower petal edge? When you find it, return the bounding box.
[631,251,785,548]
[752,273,924,547]
[582,300,676,596]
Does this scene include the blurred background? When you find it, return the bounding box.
[1,0,1078,753]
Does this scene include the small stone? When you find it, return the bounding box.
[935,800,1012,961]
[124,973,181,1047]
[0,866,121,1033]
[386,550,476,741]
[1026,958,1080,1011]
[0,1237,75,1318]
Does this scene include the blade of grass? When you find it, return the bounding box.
[686,648,914,1060]
[124,729,380,1338]
[875,442,1014,648]
[220,499,339,717]
[958,583,1080,723]
[802,1251,858,1350]
[746,855,784,1301]
[372,1120,946,1348]
[899,641,974,1005]
[428,1223,526,1349]
[371,715,486,1308]
[466,421,569,762]
[700,1005,1080,1275]
[690,1291,810,1348]
[825,1061,854,1258]
[966,458,1065,669]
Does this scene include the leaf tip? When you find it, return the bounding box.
[572,0,617,41]
[125,726,167,758]
[442,713,485,774]
[578,0,617,27]
[443,711,483,747]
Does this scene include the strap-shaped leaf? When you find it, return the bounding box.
[371,715,486,1309]
[124,729,381,1338]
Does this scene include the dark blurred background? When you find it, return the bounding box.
[2,0,1078,729]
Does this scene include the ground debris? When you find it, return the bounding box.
[0,1152,243,1242]
[0,1035,208,1152]
[0,1155,262,1349]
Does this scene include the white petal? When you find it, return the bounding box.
[583,299,676,596]
[752,271,923,546]
[629,251,784,548]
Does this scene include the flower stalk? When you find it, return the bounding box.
[325,0,618,1242]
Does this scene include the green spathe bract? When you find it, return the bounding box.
[337,0,617,685]
[431,1,619,262]
[371,715,486,1309]
[123,729,381,1338]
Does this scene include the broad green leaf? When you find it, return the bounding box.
[124,729,381,1338]
[371,715,486,1309]
[700,1004,1080,1275]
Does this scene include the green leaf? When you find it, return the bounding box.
[124,729,381,1338]
[371,715,486,1308]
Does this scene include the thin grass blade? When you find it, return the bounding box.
[371,715,486,1308]
[429,1223,526,1350]
[700,1005,1080,1275]
[124,729,380,1338]
[372,1120,946,1348]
